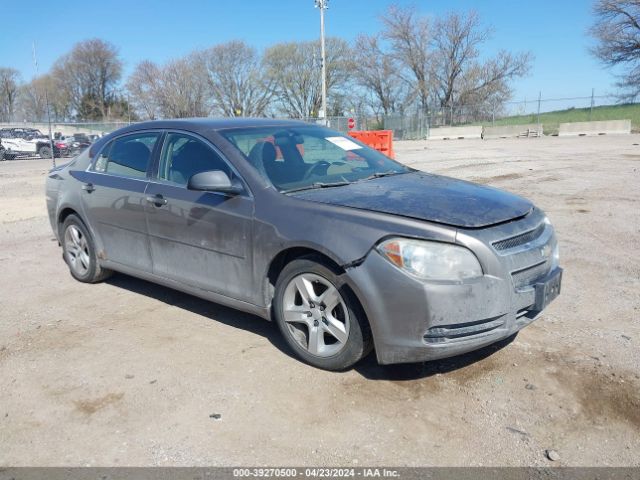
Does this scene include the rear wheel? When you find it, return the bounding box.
[38,145,52,158]
[273,256,372,370]
[61,214,112,283]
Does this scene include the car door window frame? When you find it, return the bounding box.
[87,130,165,181]
[150,129,253,198]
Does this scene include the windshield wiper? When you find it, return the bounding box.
[283,181,351,194]
[360,170,406,181]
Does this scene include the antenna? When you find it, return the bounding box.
[32,41,56,168]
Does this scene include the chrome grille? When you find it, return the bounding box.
[511,260,550,289]
[493,222,545,251]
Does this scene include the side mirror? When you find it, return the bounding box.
[187,170,243,195]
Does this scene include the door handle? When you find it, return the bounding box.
[146,194,168,206]
[82,182,95,193]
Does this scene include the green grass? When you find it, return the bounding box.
[479,103,640,135]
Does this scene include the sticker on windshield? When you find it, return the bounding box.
[326,136,363,151]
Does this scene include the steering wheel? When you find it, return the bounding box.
[301,161,331,181]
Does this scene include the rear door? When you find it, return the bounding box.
[144,131,255,301]
[76,131,162,272]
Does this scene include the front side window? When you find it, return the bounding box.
[93,132,160,179]
[220,125,410,192]
[158,132,231,185]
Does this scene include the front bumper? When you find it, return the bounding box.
[346,215,561,365]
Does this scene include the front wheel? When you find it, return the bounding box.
[273,256,372,370]
[61,214,112,283]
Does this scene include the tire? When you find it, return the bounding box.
[0,149,5,161]
[38,146,52,158]
[61,214,112,283]
[273,255,373,370]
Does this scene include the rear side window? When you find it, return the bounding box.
[93,132,160,179]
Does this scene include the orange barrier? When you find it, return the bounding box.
[348,130,395,159]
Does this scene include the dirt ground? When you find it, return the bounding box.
[0,135,639,467]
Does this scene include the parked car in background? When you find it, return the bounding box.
[53,138,71,157]
[46,118,562,370]
[0,128,60,159]
[63,134,92,155]
[0,138,7,161]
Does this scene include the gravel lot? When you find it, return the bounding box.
[0,135,639,467]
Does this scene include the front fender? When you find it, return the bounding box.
[251,188,458,309]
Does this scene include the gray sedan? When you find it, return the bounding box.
[46,118,562,370]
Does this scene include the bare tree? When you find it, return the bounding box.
[19,76,47,121]
[19,74,72,122]
[127,54,210,119]
[591,0,640,99]
[352,34,405,115]
[464,51,531,101]
[430,11,489,108]
[158,54,210,118]
[381,5,432,113]
[431,11,531,121]
[0,67,20,122]
[381,6,530,118]
[264,38,351,118]
[126,61,162,120]
[52,38,123,120]
[201,41,273,117]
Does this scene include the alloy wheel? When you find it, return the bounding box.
[64,225,91,276]
[281,273,350,357]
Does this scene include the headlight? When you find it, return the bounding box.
[550,243,560,270]
[543,216,560,270]
[377,238,483,281]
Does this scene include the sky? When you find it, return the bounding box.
[0,0,621,111]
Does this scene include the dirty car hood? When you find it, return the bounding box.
[290,171,533,228]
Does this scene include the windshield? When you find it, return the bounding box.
[220,125,411,192]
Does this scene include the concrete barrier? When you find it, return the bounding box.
[428,125,483,140]
[558,120,631,137]
[482,124,542,139]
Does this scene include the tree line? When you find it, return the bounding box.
[0,5,537,123]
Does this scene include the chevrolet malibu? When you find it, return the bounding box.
[46,119,562,370]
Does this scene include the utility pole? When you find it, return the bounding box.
[536,91,542,130]
[315,0,328,125]
[33,42,55,168]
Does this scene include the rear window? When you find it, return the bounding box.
[93,132,160,179]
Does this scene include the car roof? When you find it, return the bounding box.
[116,117,311,133]
[89,118,316,157]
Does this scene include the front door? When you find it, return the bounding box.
[144,132,254,302]
[77,131,161,272]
